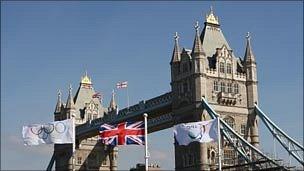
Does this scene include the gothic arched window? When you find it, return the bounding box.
[213,81,219,92]
[224,116,235,129]
[220,62,225,73]
[220,82,226,92]
[227,63,232,74]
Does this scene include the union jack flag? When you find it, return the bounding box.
[99,121,145,146]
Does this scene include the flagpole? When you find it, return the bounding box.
[126,84,130,109]
[217,116,222,171]
[72,113,76,171]
[143,113,149,171]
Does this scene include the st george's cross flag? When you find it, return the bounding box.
[174,119,218,145]
[22,119,74,146]
[116,81,128,89]
[99,121,145,146]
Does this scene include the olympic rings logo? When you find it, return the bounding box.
[30,122,67,139]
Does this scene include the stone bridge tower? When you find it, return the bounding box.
[53,73,118,170]
[171,7,259,170]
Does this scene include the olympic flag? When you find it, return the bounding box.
[22,119,74,145]
[174,119,218,145]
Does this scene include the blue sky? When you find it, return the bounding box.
[1,1,303,170]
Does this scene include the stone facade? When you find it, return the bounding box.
[53,73,118,171]
[171,8,259,170]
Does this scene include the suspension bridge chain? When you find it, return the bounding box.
[202,98,291,170]
[255,105,304,166]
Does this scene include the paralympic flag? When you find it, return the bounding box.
[22,119,74,146]
[99,121,145,146]
[174,119,218,145]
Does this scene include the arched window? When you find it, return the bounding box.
[224,116,235,129]
[219,62,225,73]
[210,150,216,164]
[213,81,219,92]
[227,83,232,93]
[234,84,239,94]
[227,63,232,74]
[220,82,226,92]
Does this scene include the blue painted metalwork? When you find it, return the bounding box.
[255,104,304,166]
[76,92,173,140]
[202,98,289,170]
[46,152,55,171]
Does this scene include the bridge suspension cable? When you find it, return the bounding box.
[46,152,55,171]
[255,105,304,166]
[201,98,290,170]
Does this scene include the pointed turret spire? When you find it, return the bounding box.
[205,6,219,25]
[109,89,117,112]
[66,84,75,109]
[54,90,62,113]
[244,32,256,63]
[170,32,181,64]
[80,70,92,88]
[192,21,205,56]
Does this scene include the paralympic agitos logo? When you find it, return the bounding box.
[188,124,208,140]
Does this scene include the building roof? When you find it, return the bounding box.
[200,8,235,58]
[244,32,256,63]
[73,73,105,120]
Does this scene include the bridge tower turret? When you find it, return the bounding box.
[53,72,118,171]
[171,6,260,170]
[108,90,117,113]
[54,90,64,121]
[171,19,209,171]
[244,33,259,148]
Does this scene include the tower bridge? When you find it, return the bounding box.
[47,7,303,171]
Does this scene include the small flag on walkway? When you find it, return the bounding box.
[92,92,102,101]
[22,119,74,146]
[99,121,145,146]
[174,119,218,145]
[116,81,128,89]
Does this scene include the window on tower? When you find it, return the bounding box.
[213,81,219,92]
[227,63,232,74]
[241,124,246,135]
[224,116,235,129]
[227,83,232,93]
[102,159,107,166]
[77,156,82,165]
[220,62,225,73]
[220,82,226,92]
[234,84,239,94]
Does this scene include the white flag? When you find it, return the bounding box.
[174,119,218,145]
[22,119,74,146]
